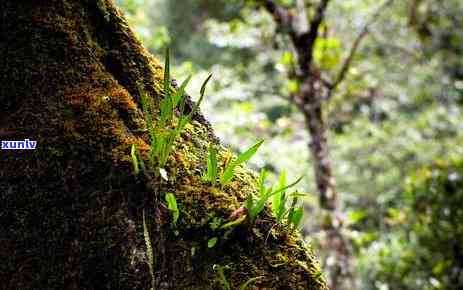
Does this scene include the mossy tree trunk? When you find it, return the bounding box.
[0,1,328,289]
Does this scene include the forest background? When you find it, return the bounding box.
[115,0,463,289]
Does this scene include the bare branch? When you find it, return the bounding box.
[330,0,395,92]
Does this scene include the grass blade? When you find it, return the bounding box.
[165,193,179,226]
[172,75,192,108]
[289,205,304,229]
[268,175,304,199]
[206,146,218,184]
[272,171,287,221]
[163,47,170,95]
[188,74,212,118]
[131,144,139,175]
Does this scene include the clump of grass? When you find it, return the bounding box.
[271,171,305,230]
[131,48,212,176]
[245,169,303,224]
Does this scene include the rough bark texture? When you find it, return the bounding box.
[0,1,328,289]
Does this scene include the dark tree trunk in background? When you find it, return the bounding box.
[259,0,394,288]
[0,0,328,289]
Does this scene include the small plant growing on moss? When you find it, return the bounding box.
[271,171,305,230]
[245,169,303,224]
[165,193,179,227]
[132,48,212,176]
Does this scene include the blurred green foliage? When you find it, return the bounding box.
[358,159,463,290]
[116,0,463,288]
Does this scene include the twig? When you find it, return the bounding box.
[330,0,395,93]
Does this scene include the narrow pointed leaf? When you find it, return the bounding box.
[220,140,264,186]
[130,144,139,175]
[206,146,218,184]
[172,75,192,108]
[163,47,170,95]
[189,73,212,118]
[165,193,179,225]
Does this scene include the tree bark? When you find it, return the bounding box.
[0,1,328,289]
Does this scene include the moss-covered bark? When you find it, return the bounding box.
[0,1,328,289]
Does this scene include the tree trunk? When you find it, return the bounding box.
[298,77,352,290]
[0,1,328,289]
[299,79,338,211]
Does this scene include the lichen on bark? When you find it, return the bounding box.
[0,0,328,289]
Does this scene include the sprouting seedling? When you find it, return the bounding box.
[204,145,218,185]
[165,193,179,226]
[220,140,264,187]
[245,169,303,223]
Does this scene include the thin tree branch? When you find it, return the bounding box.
[330,0,394,92]
[304,0,331,67]
[261,0,298,42]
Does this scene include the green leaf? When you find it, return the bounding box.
[347,209,368,224]
[171,75,192,108]
[268,175,304,198]
[220,140,264,186]
[205,145,218,184]
[258,168,267,196]
[131,144,139,175]
[159,94,173,127]
[188,73,212,119]
[272,171,287,221]
[288,206,304,229]
[219,214,246,229]
[165,193,179,226]
[208,237,218,248]
[163,47,170,95]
